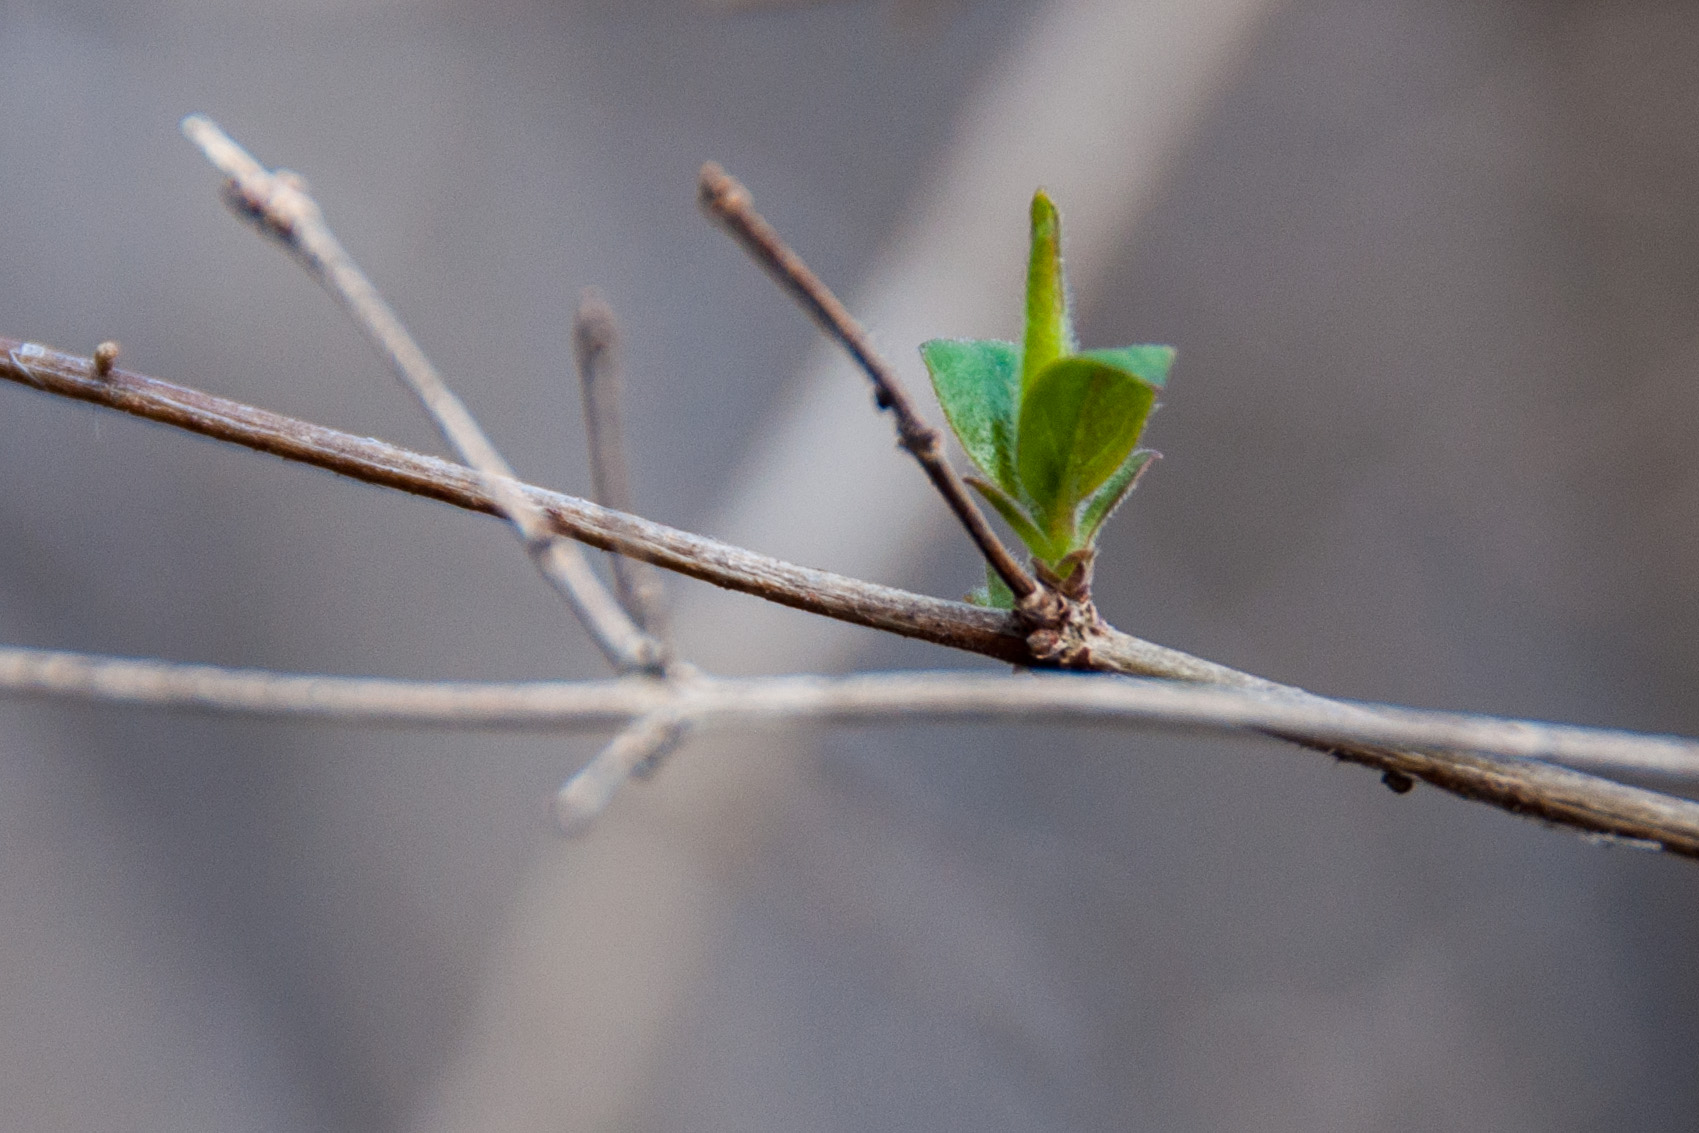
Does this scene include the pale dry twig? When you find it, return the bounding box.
[4,644,1699,787]
[573,291,673,646]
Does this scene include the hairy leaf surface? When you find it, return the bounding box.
[921,337,1020,491]
[1016,357,1157,536]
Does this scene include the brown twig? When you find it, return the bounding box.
[8,337,1699,853]
[0,334,1026,659]
[180,114,665,675]
[573,291,672,645]
[697,162,1042,608]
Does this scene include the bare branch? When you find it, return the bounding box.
[573,291,672,645]
[180,114,665,675]
[698,162,1041,606]
[7,339,1699,854]
[0,335,1027,661]
[554,713,692,837]
[3,642,1698,820]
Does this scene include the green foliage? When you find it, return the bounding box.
[923,190,1173,586]
[919,338,1019,489]
[1022,190,1073,383]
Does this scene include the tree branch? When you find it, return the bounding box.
[180,114,666,675]
[7,338,1699,854]
[1,641,1696,792]
[698,162,1042,607]
[0,334,1025,660]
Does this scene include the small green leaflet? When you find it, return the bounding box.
[1015,355,1156,539]
[919,338,1019,490]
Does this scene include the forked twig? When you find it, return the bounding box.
[698,162,1042,607]
[180,115,665,675]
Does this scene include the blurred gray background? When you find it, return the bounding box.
[2,0,1698,1129]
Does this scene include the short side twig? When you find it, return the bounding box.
[553,713,692,837]
[180,114,664,675]
[698,162,1041,607]
[573,291,672,645]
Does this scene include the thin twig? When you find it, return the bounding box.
[554,713,692,837]
[573,291,672,645]
[2,642,1698,786]
[7,339,1699,853]
[698,162,1041,605]
[180,114,664,675]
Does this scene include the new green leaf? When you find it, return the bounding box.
[916,187,1175,586]
[1079,448,1156,546]
[1015,356,1157,538]
[1078,345,1175,390]
[920,338,1020,492]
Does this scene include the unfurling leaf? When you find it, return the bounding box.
[1021,190,1073,389]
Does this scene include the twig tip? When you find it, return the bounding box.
[179,112,215,141]
[697,161,749,218]
[572,288,619,359]
[551,776,606,839]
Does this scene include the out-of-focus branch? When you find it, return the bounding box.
[699,162,1043,608]
[2,642,1698,792]
[180,115,665,675]
[554,713,693,836]
[573,292,672,645]
[6,339,1699,854]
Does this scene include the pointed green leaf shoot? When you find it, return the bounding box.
[916,188,1174,585]
[1015,356,1156,540]
[1022,190,1073,389]
[920,338,1020,492]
